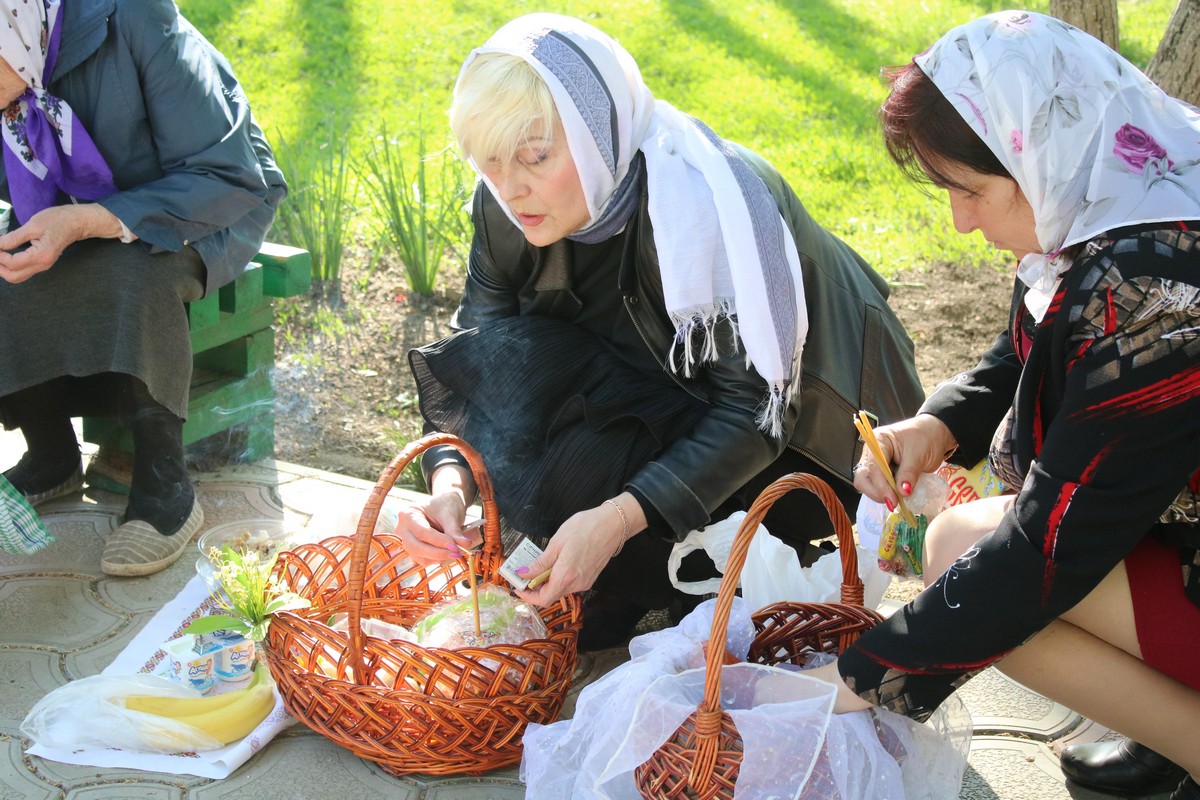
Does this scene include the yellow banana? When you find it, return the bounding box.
[170,678,275,744]
[125,663,275,747]
[126,684,243,717]
[125,660,268,718]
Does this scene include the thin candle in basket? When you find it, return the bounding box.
[456,542,483,635]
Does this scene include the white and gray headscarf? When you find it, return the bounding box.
[457,13,809,437]
[917,10,1200,321]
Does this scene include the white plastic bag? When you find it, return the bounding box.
[855,495,888,553]
[666,511,744,595]
[21,674,224,754]
[668,513,891,610]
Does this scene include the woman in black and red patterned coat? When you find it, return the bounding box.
[808,11,1200,798]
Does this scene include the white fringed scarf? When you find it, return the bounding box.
[457,13,808,436]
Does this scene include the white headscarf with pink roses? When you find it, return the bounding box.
[917,10,1200,320]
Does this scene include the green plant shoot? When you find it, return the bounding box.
[186,546,310,642]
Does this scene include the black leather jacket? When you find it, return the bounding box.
[438,146,923,538]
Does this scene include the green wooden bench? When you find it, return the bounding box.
[82,242,311,489]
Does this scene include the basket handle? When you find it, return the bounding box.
[344,433,502,683]
[698,473,862,716]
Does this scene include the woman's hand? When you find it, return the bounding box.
[853,413,957,507]
[0,204,127,283]
[805,660,874,714]
[516,493,644,607]
[392,463,479,566]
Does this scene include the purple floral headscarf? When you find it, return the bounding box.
[917,11,1200,320]
[0,0,116,225]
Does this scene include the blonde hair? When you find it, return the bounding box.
[450,52,560,165]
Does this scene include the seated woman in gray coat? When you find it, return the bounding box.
[397,13,922,649]
[0,0,285,576]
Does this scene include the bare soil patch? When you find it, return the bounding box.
[273,253,1014,486]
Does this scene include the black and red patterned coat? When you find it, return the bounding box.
[838,223,1200,719]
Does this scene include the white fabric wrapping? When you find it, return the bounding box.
[521,598,972,798]
[24,575,295,779]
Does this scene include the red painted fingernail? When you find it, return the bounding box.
[515,566,529,576]
[885,498,895,512]
[901,481,912,496]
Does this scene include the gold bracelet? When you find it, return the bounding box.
[605,498,631,557]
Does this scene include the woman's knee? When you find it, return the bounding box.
[922,495,1011,586]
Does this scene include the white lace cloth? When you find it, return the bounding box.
[521,597,971,799]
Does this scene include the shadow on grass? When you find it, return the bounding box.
[659,0,891,128]
[183,0,369,148]
[284,0,368,147]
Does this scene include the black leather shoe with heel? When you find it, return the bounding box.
[1060,738,1187,796]
[1171,776,1200,800]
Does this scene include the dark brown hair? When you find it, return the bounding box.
[879,62,1009,191]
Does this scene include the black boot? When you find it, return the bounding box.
[1,382,83,505]
[115,378,194,535]
[123,402,194,535]
[1060,738,1187,796]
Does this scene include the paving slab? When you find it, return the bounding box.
[0,426,1162,799]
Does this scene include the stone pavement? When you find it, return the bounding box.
[0,427,1170,799]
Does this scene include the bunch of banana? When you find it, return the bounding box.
[125,662,275,746]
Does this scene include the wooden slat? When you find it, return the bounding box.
[255,241,312,298]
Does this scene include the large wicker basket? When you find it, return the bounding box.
[261,433,582,776]
[635,473,885,798]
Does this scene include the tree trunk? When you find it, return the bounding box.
[1049,0,1120,49]
[1147,0,1200,107]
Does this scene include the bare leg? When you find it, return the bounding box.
[921,495,1012,588]
[922,497,1200,775]
[998,570,1200,775]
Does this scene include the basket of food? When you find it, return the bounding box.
[260,433,582,776]
[635,473,886,799]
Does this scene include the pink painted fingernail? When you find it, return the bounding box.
[900,481,912,496]
[515,566,529,576]
[885,498,895,512]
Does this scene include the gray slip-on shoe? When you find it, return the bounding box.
[11,462,84,507]
[101,498,205,577]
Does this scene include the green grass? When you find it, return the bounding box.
[179,0,1177,279]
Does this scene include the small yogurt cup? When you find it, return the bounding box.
[165,635,216,694]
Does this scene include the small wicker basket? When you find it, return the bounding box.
[261,433,582,776]
[635,473,885,799]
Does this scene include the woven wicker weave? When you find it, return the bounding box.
[635,473,885,799]
[262,433,582,776]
